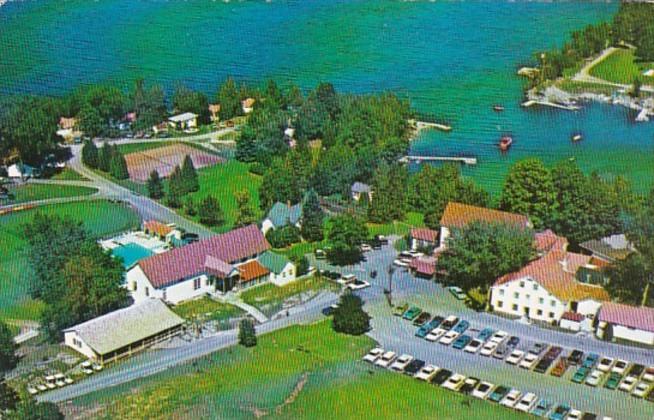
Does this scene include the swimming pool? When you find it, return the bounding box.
[111,243,155,268]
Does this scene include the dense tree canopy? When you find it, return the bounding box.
[332,292,371,335]
[0,321,18,374]
[234,190,257,228]
[173,85,211,124]
[301,189,325,242]
[216,77,242,121]
[326,214,368,265]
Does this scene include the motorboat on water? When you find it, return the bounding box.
[571,133,583,142]
[499,136,513,152]
[493,105,505,112]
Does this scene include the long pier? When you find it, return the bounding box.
[414,121,452,132]
[400,155,478,165]
[521,100,580,111]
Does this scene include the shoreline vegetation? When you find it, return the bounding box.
[522,2,654,122]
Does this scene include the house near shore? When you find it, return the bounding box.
[63,299,184,364]
[126,224,295,304]
[261,202,303,235]
[596,302,654,346]
[410,228,439,251]
[351,182,372,202]
[209,104,221,122]
[152,122,169,134]
[56,117,78,141]
[6,163,37,179]
[438,202,531,249]
[241,98,256,114]
[143,220,182,245]
[168,112,198,131]
[489,231,610,328]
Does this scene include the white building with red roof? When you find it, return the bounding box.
[597,302,654,346]
[126,224,293,304]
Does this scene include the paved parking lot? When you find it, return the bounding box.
[308,239,654,419]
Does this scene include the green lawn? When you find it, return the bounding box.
[3,183,97,204]
[0,200,140,320]
[69,321,528,419]
[240,276,337,309]
[367,211,424,237]
[177,160,262,233]
[555,79,618,96]
[50,168,88,181]
[589,48,653,84]
[171,297,244,321]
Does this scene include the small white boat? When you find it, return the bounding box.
[571,133,583,142]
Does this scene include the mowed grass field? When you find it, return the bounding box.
[68,321,528,420]
[177,160,263,233]
[3,183,97,204]
[0,200,140,320]
[589,48,653,84]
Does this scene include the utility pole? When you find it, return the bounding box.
[385,264,395,307]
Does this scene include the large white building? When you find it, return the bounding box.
[490,231,610,326]
[126,224,295,304]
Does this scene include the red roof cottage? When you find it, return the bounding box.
[597,302,654,346]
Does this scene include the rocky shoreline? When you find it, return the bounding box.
[528,86,654,122]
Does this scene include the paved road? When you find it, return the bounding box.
[97,127,236,147]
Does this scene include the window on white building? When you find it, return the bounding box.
[533,284,538,291]
[550,299,556,307]
[512,304,518,311]
[549,312,555,319]
[145,287,149,297]
[539,297,544,304]
[499,289,505,296]
[497,301,503,308]
[193,278,201,290]
[537,309,543,316]
[526,294,530,300]
[513,292,519,299]
[163,290,167,301]
[519,281,525,288]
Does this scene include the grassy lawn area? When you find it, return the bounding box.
[3,183,97,205]
[589,48,653,84]
[0,200,140,321]
[178,160,262,233]
[50,168,88,180]
[171,297,244,322]
[555,79,618,96]
[68,321,527,419]
[367,211,424,237]
[240,276,337,309]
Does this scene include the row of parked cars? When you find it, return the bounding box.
[362,347,609,420]
[26,361,103,395]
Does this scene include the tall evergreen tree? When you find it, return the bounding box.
[98,142,113,172]
[0,320,18,374]
[234,190,257,228]
[368,164,407,223]
[81,139,99,168]
[198,195,224,226]
[166,165,184,208]
[216,77,242,120]
[109,149,129,179]
[332,292,371,335]
[76,103,105,138]
[180,155,199,193]
[301,189,325,242]
[238,318,257,347]
[146,170,164,199]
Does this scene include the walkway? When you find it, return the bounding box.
[219,293,269,323]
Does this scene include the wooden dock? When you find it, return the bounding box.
[400,155,478,165]
[415,121,452,132]
[521,100,580,111]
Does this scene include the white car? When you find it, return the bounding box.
[519,353,539,369]
[64,377,74,385]
[479,341,498,357]
[347,279,371,290]
[363,347,384,363]
[499,389,522,408]
[390,354,414,372]
[375,351,397,368]
[472,381,494,399]
[489,330,508,344]
[585,369,604,387]
[407,250,424,258]
[442,373,466,391]
[515,392,538,412]
[337,274,356,285]
[27,386,38,395]
[92,363,103,371]
[439,330,460,345]
[597,357,614,372]
[36,384,48,392]
[642,367,654,383]
[505,350,525,365]
[414,364,440,381]
[612,359,629,375]
[393,259,409,267]
[632,381,651,398]
[567,409,583,420]
[619,375,638,392]
[425,328,447,342]
[464,339,483,353]
[360,244,372,252]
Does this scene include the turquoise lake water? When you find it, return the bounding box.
[1,0,652,193]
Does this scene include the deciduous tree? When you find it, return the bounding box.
[301,189,324,242]
[0,321,18,374]
[146,169,164,199]
[332,292,371,335]
[234,190,257,228]
[198,195,224,227]
[238,319,257,347]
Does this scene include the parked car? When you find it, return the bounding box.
[430,369,453,386]
[515,392,538,412]
[604,372,622,390]
[534,358,554,374]
[582,353,600,369]
[375,351,397,368]
[632,381,651,398]
[646,387,654,402]
[452,334,472,350]
[322,303,339,316]
[403,359,425,376]
[477,328,495,341]
[402,306,422,320]
[346,279,371,290]
[585,369,605,387]
[627,363,645,379]
[471,381,495,399]
[489,330,508,344]
[439,315,459,330]
[374,234,389,244]
[337,274,357,285]
[567,408,583,420]
[479,341,498,357]
[448,286,467,300]
[362,347,384,363]
[414,364,440,381]
[392,303,409,316]
[506,350,525,365]
[642,366,654,383]
[507,336,520,347]
[452,320,470,334]
[488,385,510,403]
[519,353,539,370]
[548,404,571,420]
[618,375,639,392]
[459,377,480,395]
[544,346,563,360]
[439,331,460,346]
[531,399,553,417]
[568,349,585,366]
[572,367,591,383]
[597,357,614,372]
[425,328,447,342]
[493,344,510,360]
[412,312,432,326]
[528,342,548,356]
[314,249,327,259]
[416,316,444,338]
[463,339,483,354]
[360,244,372,252]
[442,373,467,391]
[500,389,522,408]
[390,354,414,372]
[611,359,629,375]
[393,258,409,267]
[550,358,568,377]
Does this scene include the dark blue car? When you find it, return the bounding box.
[416,319,441,338]
[453,320,470,334]
[477,327,494,341]
[452,334,472,350]
[583,353,600,369]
